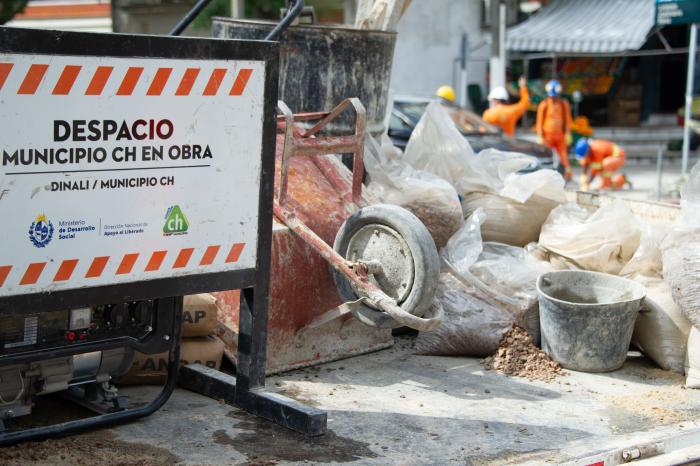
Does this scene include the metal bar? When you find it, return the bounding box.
[274,204,357,271]
[0,297,183,446]
[350,98,366,206]
[169,0,214,36]
[683,23,698,176]
[313,157,367,212]
[300,98,354,137]
[179,363,327,436]
[522,57,530,130]
[277,101,296,208]
[656,147,664,201]
[265,0,305,41]
[235,53,279,393]
[656,29,673,52]
[459,33,469,109]
[489,0,505,91]
[292,136,360,155]
[311,156,359,211]
[279,111,332,122]
[510,47,691,61]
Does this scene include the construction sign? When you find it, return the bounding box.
[0,31,270,297]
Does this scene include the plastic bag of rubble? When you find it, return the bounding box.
[621,225,691,374]
[402,102,565,246]
[364,134,463,249]
[402,101,475,187]
[460,154,567,247]
[662,161,700,329]
[415,209,550,356]
[538,201,642,275]
[685,327,700,389]
[414,271,516,356]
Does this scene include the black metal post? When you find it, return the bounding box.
[265,0,305,41]
[169,0,214,36]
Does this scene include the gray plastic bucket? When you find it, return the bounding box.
[212,18,397,137]
[536,270,646,372]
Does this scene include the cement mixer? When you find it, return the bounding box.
[274,99,443,332]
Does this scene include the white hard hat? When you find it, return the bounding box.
[488,86,509,101]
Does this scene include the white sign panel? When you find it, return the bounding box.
[0,54,265,297]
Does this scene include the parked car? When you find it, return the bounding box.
[388,97,555,171]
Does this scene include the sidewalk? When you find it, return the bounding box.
[10,334,698,465]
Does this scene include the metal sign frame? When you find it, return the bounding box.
[0,27,325,443]
[0,27,277,313]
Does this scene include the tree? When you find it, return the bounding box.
[0,0,28,25]
[245,0,285,19]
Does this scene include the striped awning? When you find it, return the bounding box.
[507,0,656,54]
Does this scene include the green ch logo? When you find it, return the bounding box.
[163,205,189,235]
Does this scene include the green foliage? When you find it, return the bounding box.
[192,0,287,30]
[191,0,344,31]
[245,0,286,19]
[192,0,231,29]
[0,0,28,25]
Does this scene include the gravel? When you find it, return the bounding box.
[482,326,564,382]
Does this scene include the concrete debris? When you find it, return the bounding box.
[482,326,564,382]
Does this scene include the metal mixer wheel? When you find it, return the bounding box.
[332,204,440,329]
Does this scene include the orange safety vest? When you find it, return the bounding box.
[580,139,625,170]
[536,97,571,138]
[482,86,530,136]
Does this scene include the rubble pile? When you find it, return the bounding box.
[482,326,563,382]
[403,200,463,249]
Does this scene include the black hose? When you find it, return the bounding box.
[265,0,305,41]
[169,0,214,36]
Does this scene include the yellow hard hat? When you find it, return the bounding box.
[436,85,456,103]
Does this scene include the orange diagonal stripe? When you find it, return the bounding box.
[145,251,167,272]
[20,262,46,285]
[0,265,12,287]
[0,63,13,92]
[116,253,139,275]
[147,67,173,96]
[18,64,49,94]
[200,245,221,266]
[225,243,246,263]
[85,256,109,278]
[53,259,79,281]
[175,68,200,96]
[230,68,252,96]
[52,65,81,95]
[203,68,226,96]
[85,66,113,95]
[173,248,194,268]
[116,67,144,96]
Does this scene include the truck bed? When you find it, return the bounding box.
[6,334,700,465]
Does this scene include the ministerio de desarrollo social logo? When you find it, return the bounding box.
[29,213,54,248]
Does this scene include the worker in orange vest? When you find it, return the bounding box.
[482,76,530,137]
[574,138,627,190]
[536,80,573,180]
